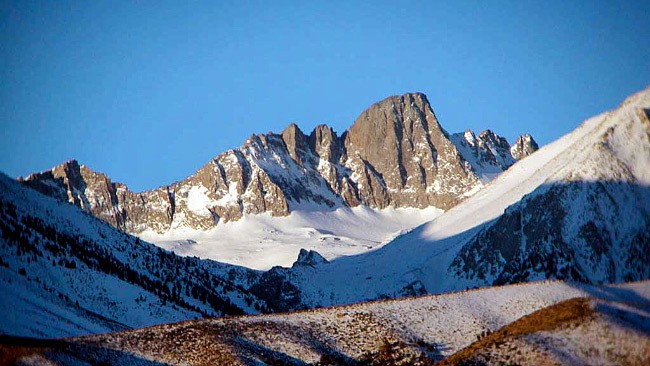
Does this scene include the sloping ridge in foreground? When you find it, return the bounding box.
[262,86,650,308]
[1,280,648,365]
[0,172,272,339]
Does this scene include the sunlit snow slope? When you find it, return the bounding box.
[140,207,442,270]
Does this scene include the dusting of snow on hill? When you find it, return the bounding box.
[11,280,649,365]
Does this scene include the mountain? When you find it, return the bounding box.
[0,172,279,338]
[510,133,539,160]
[245,86,650,310]
[20,93,536,237]
[3,87,647,345]
[0,91,542,339]
[3,280,648,365]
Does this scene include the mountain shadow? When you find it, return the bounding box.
[252,180,650,311]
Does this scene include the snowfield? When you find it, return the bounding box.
[139,206,443,270]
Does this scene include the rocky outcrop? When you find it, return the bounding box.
[21,92,536,234]
[341,93,480,209]
[293,249,328,267]
[451,129,539,182]
[21,160,175,233]
[510,134,539,160]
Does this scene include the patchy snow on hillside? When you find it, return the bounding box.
[140,206,443,270]
[29,280,650,366]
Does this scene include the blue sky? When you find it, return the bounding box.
[1,1,649,192]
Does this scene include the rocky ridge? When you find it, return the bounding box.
[510,133,539,160]
[451,130,539,182]
[21,93,537,234]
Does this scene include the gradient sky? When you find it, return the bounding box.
[1,1,649,192]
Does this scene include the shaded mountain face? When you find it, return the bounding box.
[450,180,650,287]
[20,93,536,234]
[450,104,650,287]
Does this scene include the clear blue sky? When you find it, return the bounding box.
[1,1,649,192]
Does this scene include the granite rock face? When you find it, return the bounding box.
[21,160,176,233]
[21,93,537,234]
[293,249,329,267]
[341,93,480,209]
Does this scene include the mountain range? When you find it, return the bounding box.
[19,93,537,235]
[1,86,649,364]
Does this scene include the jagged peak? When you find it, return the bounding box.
[59,159,81,169]
[281,122,307,139]
[347,91,443,141]
[512,133,538,146]
[370,92,431,111]
[510,134,539,160]
[280,123,308,165]
[308,124,340,162]
[292,249,328,267]
[243,133,266,149]
[310,124,336,137]
[463,129,476,140]
[478,129,510,146]
[478,129,495,138]
[281,123,307,147]
[46,159,81,175]
[21,159,82,181]
[517,133,535,141]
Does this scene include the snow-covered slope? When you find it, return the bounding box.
[254,86,650,309]
[0,173,274,338]
[140,206,442,270]
[6,280,648,365]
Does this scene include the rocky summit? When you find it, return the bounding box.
[21,93,537,234]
